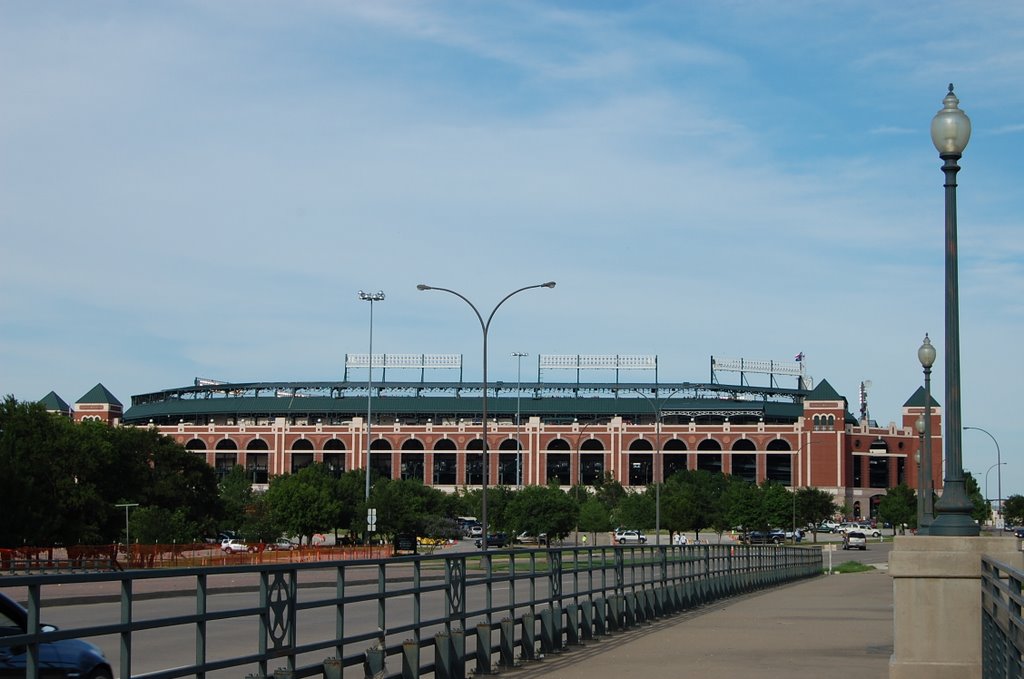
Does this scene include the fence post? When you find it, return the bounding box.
[499,618,515,669]
[323,657,342,679]
[565,603,579,646]
[434,633,451,679]
[475,623,491,675]
[363,644,385,679]
[580,600,594,641]
[452,628,465,679]
[402,639,419,679]
[521,612,536,661]
[594,596,607,636]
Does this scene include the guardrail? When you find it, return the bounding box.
[0,543,822,679]
[981,555,1024,677]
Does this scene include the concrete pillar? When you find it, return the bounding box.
[889,535,1024,679]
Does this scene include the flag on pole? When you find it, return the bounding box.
[794,352,805,362]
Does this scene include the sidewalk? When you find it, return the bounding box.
[508,568,893,679]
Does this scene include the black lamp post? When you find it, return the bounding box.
[915,414,926,532]
[918,334,936,533]
[417,282,556,549]
[928,85,979,536]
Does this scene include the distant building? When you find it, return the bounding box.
[41,360,940,521]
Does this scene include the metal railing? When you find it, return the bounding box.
[0,543,822,679]
[981,555,1024,678]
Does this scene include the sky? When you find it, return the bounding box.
[1,2,1022,496]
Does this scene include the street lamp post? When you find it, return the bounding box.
[513,352,528,487]
[915,415,926,531]
[966,426,1003,526]
[115,502,139,566]
[417,282,556,549]
[928,84,978,536]
[359,291,385,508]
[918,334,936,533]
[984,462,1006,524]
[633,388,684,546]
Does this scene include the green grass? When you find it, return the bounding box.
[825,561,875,574]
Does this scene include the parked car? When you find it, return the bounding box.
[843,531,868,550]
[222,539,255,554]
[817,521,839,533]
[467,524,484,538]
[0,591,113,678]
[515,532,548,545]
[742,530,785,545]
[474,533,508,549]
[615,529,647,545]
[267,538,297,551]
[856,523,882,538]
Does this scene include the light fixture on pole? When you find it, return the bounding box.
[983,462,1006,524]
[115,502,139,566]
[965,426,1003,527]
[918,334,936,533]
[512,352,528,487]
[359,291,385,509]
[633,387,684,546]
[928,84,978,536]
[417,281,556,550]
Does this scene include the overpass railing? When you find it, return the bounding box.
[0,543,822,679]
[981,555,1024,678]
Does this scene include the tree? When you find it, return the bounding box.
[662,470,730,541]
[1002,495,1024,527]
[577,496,612,538]
[614,488,654,530]
[265,464,341,544]
[964,471,990,525]
[795,487,840,540]
[592,473,627,513]
[506,483,578,540]
[0,397,223,547]
[370,478,457,539]
[876,484,917,533]
[219,465,254,532]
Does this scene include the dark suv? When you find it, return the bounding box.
[741,530,785,545]
[474,533,508,548]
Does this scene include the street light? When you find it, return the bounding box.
[417,281,556,549]
[918,334,936,533]
[115,502,139,566]
[983,462,1007,524]
[512,352,528,487]
[928,84,978,536]
[359,291,385,508]
[632,388,684,546]
[965,426,1003,526]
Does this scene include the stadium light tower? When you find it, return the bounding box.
[417,282,555,549]
[512,352,528,486]
[359,291,385,506]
